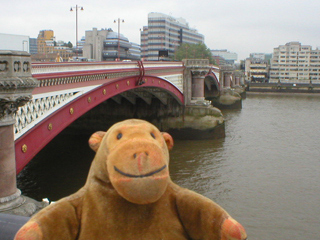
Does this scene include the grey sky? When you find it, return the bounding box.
[1,0,319,61]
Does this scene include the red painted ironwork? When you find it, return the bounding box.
[15,75,184,174]
[137,60,146,86]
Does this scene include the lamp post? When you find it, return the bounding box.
[70,5,84,59]
[114,18,124,61]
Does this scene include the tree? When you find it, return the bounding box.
[67,41,73,48]
[62,42,73,49]
[174,43,215,65]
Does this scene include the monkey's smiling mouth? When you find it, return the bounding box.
[114,165,167,178]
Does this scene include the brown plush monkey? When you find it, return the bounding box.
[15,119,247,240]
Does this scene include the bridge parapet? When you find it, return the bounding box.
[0,51,39,125]
[32,61,183,75]
[32,61,184,93]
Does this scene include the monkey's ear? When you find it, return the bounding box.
[161,132,174,151]
[88,131,106,152]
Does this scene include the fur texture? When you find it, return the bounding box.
[15,119,247,240]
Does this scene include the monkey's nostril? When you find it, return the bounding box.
[145,152,149,156]
[133,153,137,158]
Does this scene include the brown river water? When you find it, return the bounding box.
[18,93,320,239]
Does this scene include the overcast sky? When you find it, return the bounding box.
[1,0,319,61]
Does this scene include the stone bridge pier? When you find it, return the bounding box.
[211,66,245,109]
[0,51,47,216]
[183,59,211,105]
[223,71,233,88]
[162,59,225,140]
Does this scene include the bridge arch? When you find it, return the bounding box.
[204,70,220,98]
[15,75,183,173]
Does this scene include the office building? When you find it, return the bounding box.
[211,49,237,65]
[269,42,320,83]
[245,58,268,82]
[31,30,74,62]
[83,28,140,61]
[245,53,270,82]
[212,55,226,66]
[29,38,37,55]
[37,30,55,54]
[0,33,29,52]
[140,12,204,61]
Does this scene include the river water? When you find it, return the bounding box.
[17,93,320,239]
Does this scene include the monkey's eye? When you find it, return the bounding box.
[150,132,156,139]
[117,133,122,140]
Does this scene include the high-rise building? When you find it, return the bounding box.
[83,28,140,61]
[269,42,320,83]
[140,12,204,61]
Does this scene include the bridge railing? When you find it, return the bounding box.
[31,61,184,92]
[31,61,184,75]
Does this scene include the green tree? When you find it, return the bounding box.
[174,43,215,65]
[66,41,73,48]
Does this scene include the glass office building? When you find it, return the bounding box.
[140,12,204,61]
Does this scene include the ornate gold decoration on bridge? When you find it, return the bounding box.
[21,144,27,153]
[70,108,74,115]
[103,89,107,95]
[87,97,91,103]
[127,81,130,86]
[48,123,53,131]
[116,84,119,89]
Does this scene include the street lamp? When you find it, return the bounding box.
[114,18,124,61]
[70,5,84,58]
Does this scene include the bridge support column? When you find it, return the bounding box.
[183,59,211,105]
[0,50,46,216]
[235,76,240,86]
[0,125,17,198]
[191,71,205,101]
[224,72,232,88]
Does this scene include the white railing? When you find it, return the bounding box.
[31,61,184,75]
[14,85,100,140]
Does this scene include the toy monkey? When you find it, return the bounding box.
[15,119,247,240]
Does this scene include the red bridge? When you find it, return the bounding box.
[0,51,244,207]
[14,60,187,174]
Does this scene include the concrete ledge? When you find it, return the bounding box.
[0,191,49,217]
